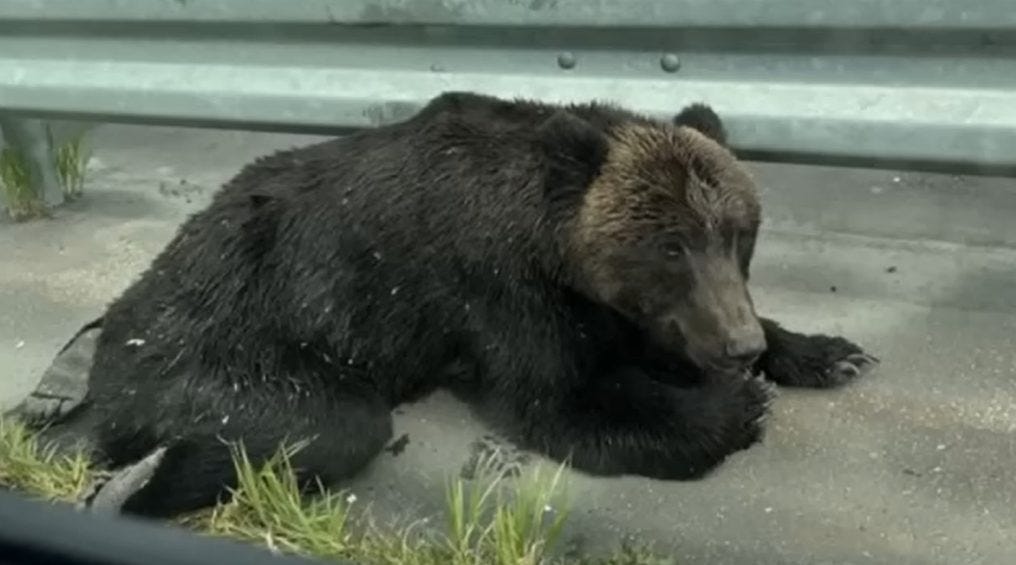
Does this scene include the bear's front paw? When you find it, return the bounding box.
[725,371,777,450]
[762,333,878,389]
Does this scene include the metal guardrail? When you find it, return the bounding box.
[1,0,1016,208]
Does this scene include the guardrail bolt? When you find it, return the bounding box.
[660,53,681,73]
[557,52,577,70]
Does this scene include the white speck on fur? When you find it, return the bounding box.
[125,338,146,347]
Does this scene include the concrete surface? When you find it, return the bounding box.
[2,124,1015,564]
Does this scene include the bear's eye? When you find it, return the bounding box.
[661,242,684,258]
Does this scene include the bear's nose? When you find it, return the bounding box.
[724,331,766,367]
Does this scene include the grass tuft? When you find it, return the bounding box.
[0,131,90,220]
[55,133,90,200]
[0,416,671,564]
[0,417,95,501]
[0,146,49,221]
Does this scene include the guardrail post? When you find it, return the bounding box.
[0,116,64,213]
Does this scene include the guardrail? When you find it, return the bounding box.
[2,0,1016,207]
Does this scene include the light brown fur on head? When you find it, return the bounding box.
[562,120,766,373]
[572,123,759,255]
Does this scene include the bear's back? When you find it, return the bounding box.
[96,93,645,373]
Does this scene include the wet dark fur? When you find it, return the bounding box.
[41,92,874,517]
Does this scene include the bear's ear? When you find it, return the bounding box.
[673,103,728,146]
[537,110,609,205]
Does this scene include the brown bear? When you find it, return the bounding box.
[24,92,876,517]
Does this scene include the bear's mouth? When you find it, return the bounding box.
[634,332,762,387]
[633,336,706,388]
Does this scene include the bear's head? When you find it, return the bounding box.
[541,103,765,376]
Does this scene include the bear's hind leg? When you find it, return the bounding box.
[113,382,393,518]
[757,318,879,389]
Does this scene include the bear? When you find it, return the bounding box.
[28,91,877,518]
